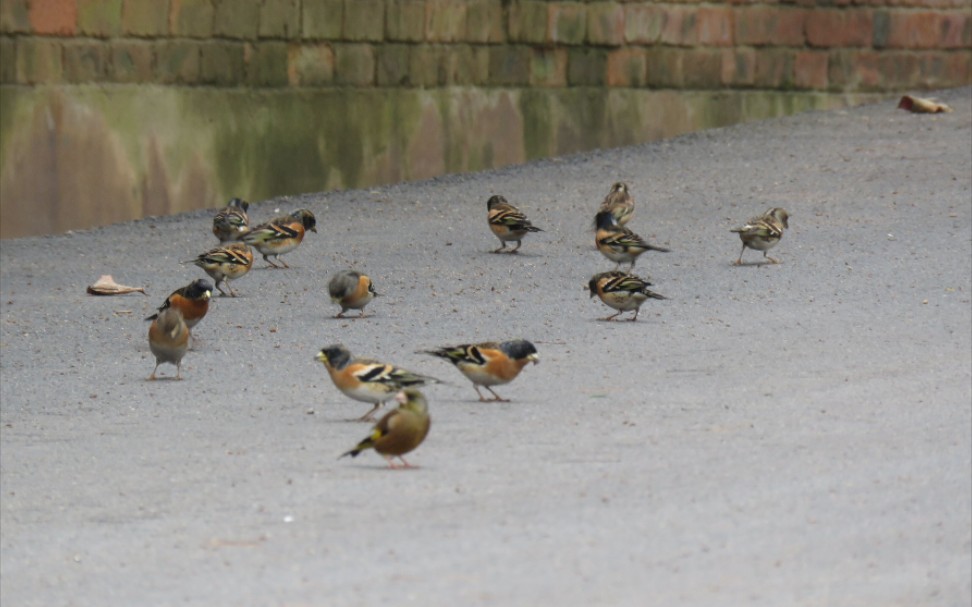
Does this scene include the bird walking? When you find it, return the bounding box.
[315,345,439,421]
[598,182,635,227]
[730,207,790,265]
[421,339,539,402]
[187,242,253,297]
[242,208,317,268]
[487,195,543,253]
[212,198,250,243]
[147,307,190,380]
[145,279,212,330]
[588,270,666,322]
[328,270,378,318]
[594,211,670,269]
[340,388,431,469]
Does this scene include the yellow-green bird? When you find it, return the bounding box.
[340,388,431,469]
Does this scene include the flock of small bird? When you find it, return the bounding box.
[144,185,790,468]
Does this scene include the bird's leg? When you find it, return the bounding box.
[510,240,522,254]
[358,403,381,422]
[734,245,746,266]
[765,253,780,264]
[484,386,510,402]
[492,242,507,253]
[149,365,160,381]
[357,310,368,318]
[335,311,346,319]
[397,456,415,468]
[278,257,290,268]
[602,311,623,321]
[473,385,489,401]
[630,309,640,322]
[175,364,183,380]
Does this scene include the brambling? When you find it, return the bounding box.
[598,182,635,227]
[421,339,539,402]
[148,307,190,380]
[315,345,440,421]
[594,211,670,269]
[730,207,790,265]
[212,197,250,242]
[328,270,379,318]
[588,270,667,322]
[145,279,212,330]
[187,242,253,297]
[340,388,431,469]
[242,208,317,268]
[486,195,543,253]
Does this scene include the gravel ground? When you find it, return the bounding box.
[2,88,970,607]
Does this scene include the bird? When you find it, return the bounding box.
[328,270,379,318]
[187,242,253,297]
[147,307,190,380]
[340,388,431,469]
[486,195,543,253]
[421,339,539,402]
[315,345,439,421]
[598,182,635,226]
[594,211,670,269]
[588,270,667,321]
[730,207,790,265]
[241,208,317,268]
[212,198,250,242]
[145,279,213,330]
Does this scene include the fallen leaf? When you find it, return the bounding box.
[86,275,147,296]
[897,95,952,114]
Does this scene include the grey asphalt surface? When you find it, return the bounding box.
[2,87,970,607]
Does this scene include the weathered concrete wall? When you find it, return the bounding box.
[1,0,970,238]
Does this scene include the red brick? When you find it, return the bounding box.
[549,2,586,45]
[530,47,567,86]
[288,42,334,85]
[425,0,465,42]
[466,0,504,43]
[806,9,874,48]
[605,47,646,86]
[659,6,697,46]
[623,4,662,44]
[721,47,755,86]
[587,2,625,46]
[887,11,971,49]
[1,0,31,33]
[734,7,806,46]
[682,48,722,87]
[123,0,170,36]
[794,50,828,89]
[29,0,77,35]
[754,48,794,87]
[697,6,733,46]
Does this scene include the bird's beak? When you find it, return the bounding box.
[394,390,408,405]
[528,353,539,365]
[314,352,327,364]
[203,291,212,301]
[310,226,318,233]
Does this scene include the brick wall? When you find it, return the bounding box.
[1,0,970,237]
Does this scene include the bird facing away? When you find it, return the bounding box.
[588,270,667,322]
[598,182,635,227]
[315,345,439,421]
[730,207,790,265]
[145,279,213,330]
[594,211,671,270]
[421,339,539,402]
[486,195,543,253]
[340,388,431,469]
[212,198,250,243]
[187,242,253,297]
[328,270,379,318]
[242,208,317,268]
[148,307,190,380]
